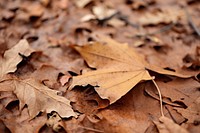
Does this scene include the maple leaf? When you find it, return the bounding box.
[69,36,191,104]
[0,39,34,81]
[0,78,76,119]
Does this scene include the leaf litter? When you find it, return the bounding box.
[0,0,200,132]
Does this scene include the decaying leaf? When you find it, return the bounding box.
[1,108,47,133]
[92,5,117,20]
[74,0,92,8]
[138,7,185,25]
[145,78,200,107]
[46,112,63,132]
[0,39,34,80]
[107,18,125,27]
[23,2,44,17]
[154,116,189,133]
[176,97,200,123]
[69,36,191,104]
[0,78,76,119]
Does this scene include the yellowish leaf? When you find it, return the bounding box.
[69,36,190,104]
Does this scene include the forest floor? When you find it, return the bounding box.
[0,0,200,133]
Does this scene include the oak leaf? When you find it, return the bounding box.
[69,36,191,104]
[0,78,76,119]
[0,39,34,80]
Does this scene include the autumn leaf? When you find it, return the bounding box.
[0,108,47,133]
[0,39,34,81]
[0,78,76,119]
[69,36,191,104]
[154,116,189,133]
[176,97,200,123]
[138,7,185,25]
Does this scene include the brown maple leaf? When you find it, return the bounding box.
[0,39,34,81]
[69,35,191,104]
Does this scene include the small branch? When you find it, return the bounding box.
[98,11,120,26]
[147,23,175,36]
[135,23,175,38]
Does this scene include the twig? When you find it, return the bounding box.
[98,11,120,26]
[135,23,175,38]
[185,7,200,36]
[151,77,164,117]
[146,23,175,36]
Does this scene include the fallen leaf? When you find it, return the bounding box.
[0,78,76,119]
[46,112,63,132]
[1,108,47,133]
[107,18,125,27]
[56,0,68,9]
[24,3,44,17]
[40,0,50,6]
[0,91,17,108]
[80,14,96,22]
[74,0,92,8]
[67,86,109,115]
[154,116,189,133]
[138,7,185,25]
[176,97,200,123]
[93,83,162,133]
[1,10,15,20]
[69,36,190,104]
[145,78,200,107]
[0,39,34,80]
[30,65,60,89]
[92,5,117,20]
[126,0,156,10]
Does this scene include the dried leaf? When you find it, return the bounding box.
[107,18,125,27]
[92,5,117,20]
[138,7,185,25]
[176,97,200,123]
[154,116,189,133]
[25,3,44,17]
[0,78,76,119]
[1,108,47,133]
[0,39,34,80]
[69,36,190,104]
[74,0,92,8]
[46,112,63,132]
[81,14,96,22]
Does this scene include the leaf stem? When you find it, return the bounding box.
[151,77,164,117]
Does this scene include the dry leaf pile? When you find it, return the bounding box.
[0,0,200,133]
